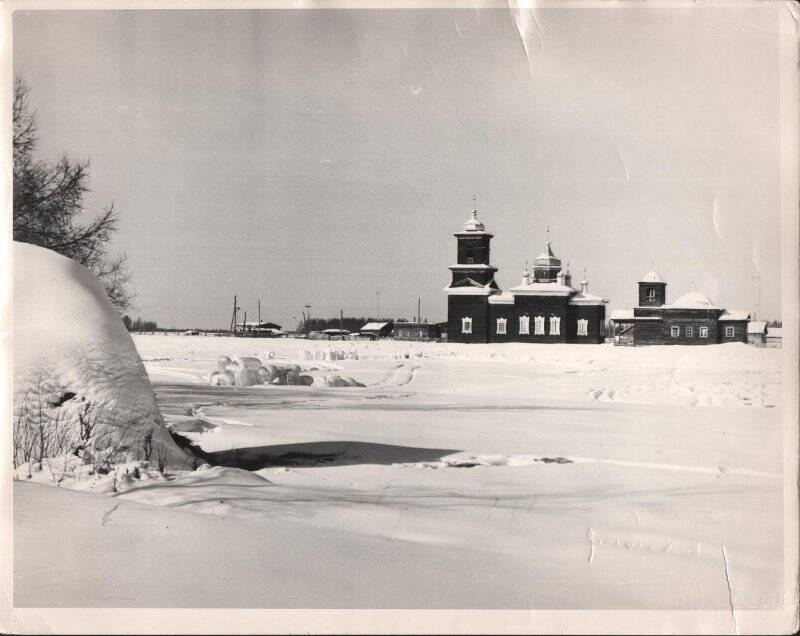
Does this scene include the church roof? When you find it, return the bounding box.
[639,271,665,283]
[487,292,515,305]
[509,281,575,296]
[719,310,751,321]
[569,291,608,306]
[667,291,720,310]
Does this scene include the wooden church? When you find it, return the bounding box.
[609,273,750,346]
[444,203,608,344]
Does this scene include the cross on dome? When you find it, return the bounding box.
[462,195,486,232]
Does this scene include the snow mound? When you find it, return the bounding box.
[13,242,186,467]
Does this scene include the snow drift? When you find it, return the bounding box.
[13,242,187,469]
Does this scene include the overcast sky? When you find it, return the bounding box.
[14,6,783,329]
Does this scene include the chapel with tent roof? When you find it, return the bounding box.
[444,201,608,344]
[609,271,750,346]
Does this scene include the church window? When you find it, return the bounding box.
[724,326,734,338]
[534,316,545,335]
[464,247,474,264]
[462,317,472,334]
[686,326,694,337]
[671,326,680,337]
[646,288,656,300]
[699,326,708,338]
[496,318,507,335]
[549,316,561,335]
[519,315,530,335]
[577,319,588,336]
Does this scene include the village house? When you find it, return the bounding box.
[610,272,750,345]
[444,204,608,344]
[358,321,394,340]
[394,321,442,341]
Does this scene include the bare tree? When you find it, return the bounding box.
[12,389,38,478]
[12,76,133,311]
[155,445,169,476]
[138,428,155,462]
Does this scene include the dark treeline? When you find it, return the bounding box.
[295,317,410,333]
[122,315,158,332]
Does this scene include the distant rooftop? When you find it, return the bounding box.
[360,322,392,331]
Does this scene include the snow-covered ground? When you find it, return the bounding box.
[14,335,785,615]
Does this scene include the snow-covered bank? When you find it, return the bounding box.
[14,334,785,610]
[12,243,187,481]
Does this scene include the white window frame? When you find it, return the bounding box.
[670,325,680,337]
[724,326,734,338]
[685,326,694,337]
[496,318,507,335]
[534,316,545,335]
[519,315,530,335]
[549,316,561,336]
[462,317,472,334]
[699,326,709,338]
[577,318,588,336]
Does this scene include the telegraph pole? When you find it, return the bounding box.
[229,294,239,335]
[340,309,344,332]
[305,304,311,336]
[417,298,421,324]
[376,292,380,321]
[258,299,261,325]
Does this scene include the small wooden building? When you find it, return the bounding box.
[393,322,442,341]
[766,326,783,348]
[359,321,394,340]
[240,321,283,337]
[746,321,768,346]
[320,328,351,340]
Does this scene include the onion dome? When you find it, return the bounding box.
[531,225,563,282]
[463,207,485,232]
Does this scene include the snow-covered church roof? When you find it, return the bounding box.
[639,271,665,283]
[569,290,609,306]
[719,310,751,321]
[667,291,720,310]
[508,280,574,296]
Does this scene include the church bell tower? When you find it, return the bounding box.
[446,199,499,291]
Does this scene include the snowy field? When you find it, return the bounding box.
[14,335,785,612]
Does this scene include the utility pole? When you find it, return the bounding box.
[340,309,344,332]
[376,292,380,321]
[305,304,311,336]
[258,299,261,325]
[229,294,239,335]
[243,311,247,336]
[417,297,421,324]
